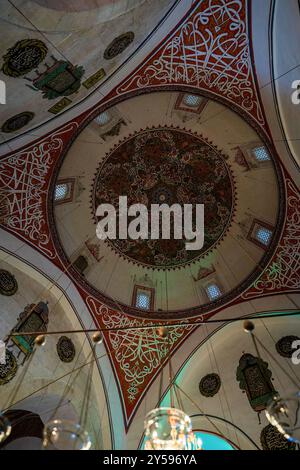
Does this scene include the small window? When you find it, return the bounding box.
[132,285,154,311]
[54,179,74,205]
[175,93,208,114]
[73,255,88,275]
[255,227,272,246]
[247,219,274,249]
[95,112,111,126]
[136,291,151,310]
[252,146,270,162]
[183,94,202,108]
[55,183,69,201]
[206,284,222,301]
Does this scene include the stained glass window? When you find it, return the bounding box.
[54,183,69,201]
[206,284,222,301]
[136,291,151,310]
[183,94,202,107]
[252,146,270,162]
[255,227,272,246]
[95,112,110,126]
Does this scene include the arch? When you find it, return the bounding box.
[0,409,43,449]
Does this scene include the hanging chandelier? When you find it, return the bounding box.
[144,407,202,451]
[43,419,91,450]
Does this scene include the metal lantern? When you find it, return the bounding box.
[144,407,199,450]
[43,419,91,450]
[266,392,300,444]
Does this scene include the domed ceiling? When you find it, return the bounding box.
[53,90,282,317]
[0,0,175,141]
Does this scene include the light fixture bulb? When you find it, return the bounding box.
[35,334,46,346]
[92,331,103,344]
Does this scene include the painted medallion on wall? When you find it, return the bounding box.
[56,336,76,363]
[199,373,221,397]
[260,424,296,451]
[93,128,234,269]
[104,32,134,60]
[1,112,34,133]
[0,270,18,296]
[2,39,48,77]
[236,353,277,413]
[0,350,18,385]
[275,336,300,358]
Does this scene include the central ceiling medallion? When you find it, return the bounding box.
[93,127,235,269]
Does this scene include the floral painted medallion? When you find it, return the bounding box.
[93,128,234,269]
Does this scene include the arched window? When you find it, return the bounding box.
[247,219,273,249]
[132,285,154,311]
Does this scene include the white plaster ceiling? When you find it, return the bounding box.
[0,0,175,141]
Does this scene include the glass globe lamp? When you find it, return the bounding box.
[186,431,203,450]
[0,413,11,443]
[266,392,300,444]
[43,419,91,450]
[144,407,197,450]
